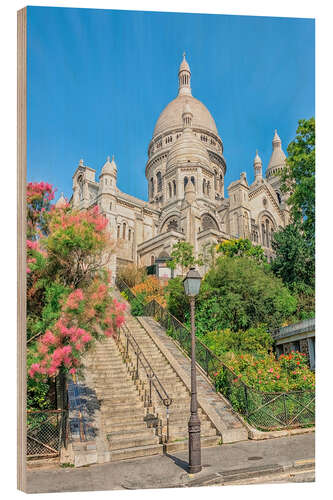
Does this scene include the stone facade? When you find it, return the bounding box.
[70,54,290,277]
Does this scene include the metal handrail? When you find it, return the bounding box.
[117,320,172,442]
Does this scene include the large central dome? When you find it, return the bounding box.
[153,94,218,137]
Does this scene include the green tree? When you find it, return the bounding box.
[167,241,202,276]
[281,117,315,248]
[216,238,266,264]
[271,223,315,319]
[195,257,296,335]
[271,223,314,290]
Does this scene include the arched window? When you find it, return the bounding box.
[78,175,84,201]
[168,183,172,198]
[203,179,206,194]
[191,176,195,187]
[184,177,188,190]
[261,224,265,244]
[117,225,120,239]
[157,171,162,192]
[214,170,217,190]
[150,177,154,197]
[276,191,282,204]
[128,229,131,241]
[173,180,176,196]
[201,214,218,231]
[219,174,223,192]
[122,222,126,239]
[151,255,155,265]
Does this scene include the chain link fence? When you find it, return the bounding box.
[117,278,315,431]
[27,410,68,459]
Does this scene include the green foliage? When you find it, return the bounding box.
[214,351,314,393]
[193,257,296,335]
[281,117,315,249]
[271,223,315,320]
[167,241,202,275]
[216,238,266,264]
[130,293,145,316]
[27,377,52,411]
[165,277,189,323]
[271,223,314,289]
[204,327,273,358]
[28,282,70,341]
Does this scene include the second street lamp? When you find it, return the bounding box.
[183,267,202,474]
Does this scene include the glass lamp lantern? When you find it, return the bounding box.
[183,268,202,297]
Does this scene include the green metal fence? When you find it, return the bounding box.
[116,278,315,431]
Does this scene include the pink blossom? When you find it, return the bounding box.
[69,368,76,374]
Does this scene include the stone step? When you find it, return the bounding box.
[104,421,150,433]
[164,435,221,453]
[98,395,141,405]
[110,443,163,462]
[108,433,160,451]
[168,427,217,441]
[103,413,148,426]
[101,401,144,412]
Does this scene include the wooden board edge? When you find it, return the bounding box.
[17,6,27,493]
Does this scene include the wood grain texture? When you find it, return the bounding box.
[17,6,27,493]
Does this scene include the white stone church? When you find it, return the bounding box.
[68,54,290,279]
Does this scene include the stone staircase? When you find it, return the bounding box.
[67,293,247,466]
[122,314,220,452]
[90,337,164,462]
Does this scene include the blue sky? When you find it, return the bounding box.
[27,7,315,202]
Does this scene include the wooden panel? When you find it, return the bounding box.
[17,6,27,493]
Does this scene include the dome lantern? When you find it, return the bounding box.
[178,52,192,97]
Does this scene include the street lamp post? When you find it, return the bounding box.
[183,267,202,474]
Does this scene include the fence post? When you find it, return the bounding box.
[283,393,288,426]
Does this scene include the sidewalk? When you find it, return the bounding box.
[26,432,315,493]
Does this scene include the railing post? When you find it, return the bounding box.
[149,378,152,406]
[136,350,139,380]
[205,348,209,377]
[166,405,170,443]
[244,385,249,415]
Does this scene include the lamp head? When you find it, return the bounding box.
[183,267,202,297]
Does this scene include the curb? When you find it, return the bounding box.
[185,458,315,487]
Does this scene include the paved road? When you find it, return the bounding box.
[26,432,315,493]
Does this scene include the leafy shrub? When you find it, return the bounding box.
[193,257,297,335]
[131,276,166,307]
[204,326,273,357]
[130,293,145,316]
[117,264,147,288]
[214,351,314,393]
[165,277,189,323]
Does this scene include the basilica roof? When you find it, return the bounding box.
[153,95,218,137]
[152,54,218,138]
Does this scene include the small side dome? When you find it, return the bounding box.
[254,150,262,166]
[100,155,117,176]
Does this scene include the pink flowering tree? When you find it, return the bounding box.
[27,182,125,407]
